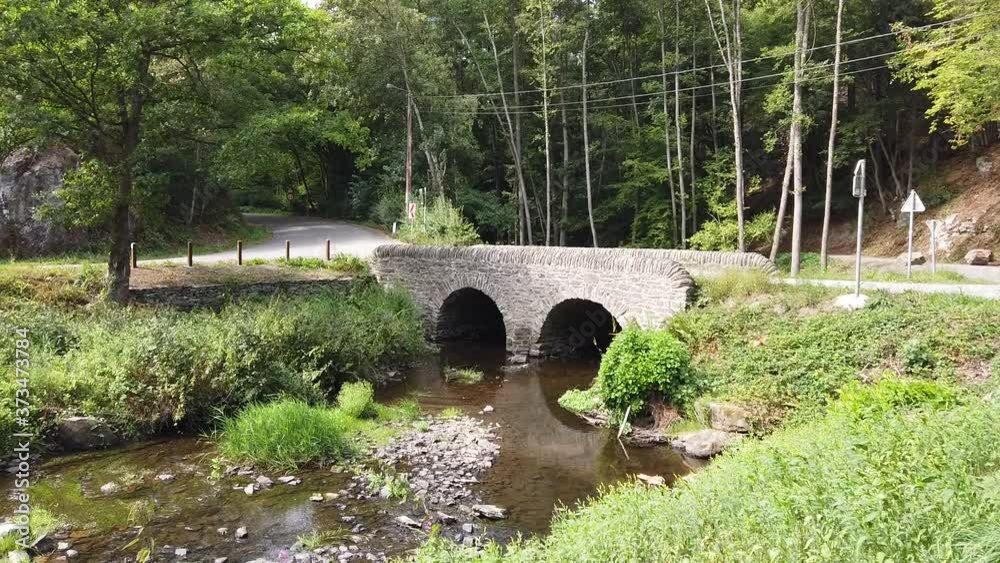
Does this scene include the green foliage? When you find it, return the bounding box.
[439,407,464,419]
[365,470,410,499]
[444,368,484,384]
[397,196,481,246]
[38,160,117,229]
[0,285,424,445]
[696,269,773,303]
[337,381,375,419]
[417,383,1000,562]
[217,400,356,469]
[597,328,700,413]
[834,376,961,420]
[674,285,1000,427]
[557,386,604,415]
[0,507,62,553]
[278,255,370,276]
[688,151,774,251]
[894,3,1000,145]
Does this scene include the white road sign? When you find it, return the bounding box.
[901,190,925,213]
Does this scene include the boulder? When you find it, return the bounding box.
[964,249,993,265]
[672,429,741,458]
[708,402,750,433]
[0,146,83,257]
[55,416,122,451]
[472,504,507,519]
[896,252,926,266]
[976,156,994,175]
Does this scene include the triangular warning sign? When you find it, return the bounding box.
[901,190,925,213]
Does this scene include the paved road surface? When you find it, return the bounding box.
[169,214,397,264]
[829,254,1000,283]
[780,277,1000,300]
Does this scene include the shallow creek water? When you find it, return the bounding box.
[4,343,702,561]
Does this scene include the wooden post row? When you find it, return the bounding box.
[237,240,243,265]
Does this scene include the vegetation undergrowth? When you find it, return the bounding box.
[0,283,425,451]
[418,379,1000,562]
[775,252,977,284]
[217,383,421,470]
[396,196,481,246]
[444,367,484,384]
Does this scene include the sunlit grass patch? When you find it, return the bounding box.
[444,368,484,384]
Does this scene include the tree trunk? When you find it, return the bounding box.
[560,96,570,247]
[704,0,745,251]
[710,52,719,153]
[511,0,526,244]
[108,166,133,303]
[819,0,844,270]
[659,7,679,246]
[690,35,698,231]
[675,0,687,248]
[790,0,808,277]
[581,27,598,248]
[541,13,552,246]
[769,124,795,261]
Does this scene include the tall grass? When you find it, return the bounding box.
[217,400,356,468]
[418,381,1000,562]
[0,283,425,449]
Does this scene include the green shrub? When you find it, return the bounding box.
[417,383,1000,562]
[834,376,961,420]
[217,400,356,469]
[697,269,773,304]
[557,386,604,415]
[597,328,699,413]
[337,381,374,418]
[901,336,936,374]
[397,196,481,246]
[0,284,424,442]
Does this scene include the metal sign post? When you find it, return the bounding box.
[851,160,866,297]
[925,219,941,274]
[900,190,926,279]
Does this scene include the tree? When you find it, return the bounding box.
[704,0,747,252]
[581,25,599,248]
[0,0,311,300]
[895,0,1000,146]
[819,0,845,270]
[789,0,810,277]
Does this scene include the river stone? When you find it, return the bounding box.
[636,473,665,486]
[672,429,741,458]
[175,547,188,558]
[435,511,456,524]
[378,485,392,498]
[216,527,228,536]
[214,558,228,563]
[235,526,248,539]
[255,475,274,488]
[278,476,298,484]
[243,484,255,496]
[55,417,122,452]
[156,474,175,482]
[99,482,119,495]
[965,248,993,265]
[896,252,926,266]
[65,550,79,560]
[482,405,494,413]
[708,402,750,433]
[8,550,30,563]
[0,145,84,258]
[324,492,339,501]
[472,504,506,519]
[462,522,475,534]
[395,515,421,528]
[310,493,324,502]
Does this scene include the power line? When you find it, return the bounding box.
[421,35,969,116]
[414,14,978,102]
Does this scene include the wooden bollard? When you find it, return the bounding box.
[285,240,290,260]
[325,239,331,261]
[237,240,243,265]
[130,242,137,268]
[187,241,193,267]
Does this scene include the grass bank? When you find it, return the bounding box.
[0,283,425,450]
[418,379,1000,562]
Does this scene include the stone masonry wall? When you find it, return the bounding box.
[130,279,355,310]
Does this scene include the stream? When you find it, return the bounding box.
[3,343,703,562]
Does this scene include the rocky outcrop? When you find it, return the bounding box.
[965,249,994,265]
[671,429,742,458]
[0,146,82,257]
[55,416,122,451]
[708,402,750,433]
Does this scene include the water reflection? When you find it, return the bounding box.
[380,342,702,534]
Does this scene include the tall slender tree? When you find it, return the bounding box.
[581,26,598,247]
[819,0,845,270]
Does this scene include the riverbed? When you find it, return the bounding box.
[3,343,702,561]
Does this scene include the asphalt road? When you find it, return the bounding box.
[829,254,1000,284]
[179,214,397,264]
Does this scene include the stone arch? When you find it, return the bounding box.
[536,298,621,357]
[436,287,507,345]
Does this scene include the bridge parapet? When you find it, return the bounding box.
[371,245,773,355]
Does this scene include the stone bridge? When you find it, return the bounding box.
[371,245,776,357]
